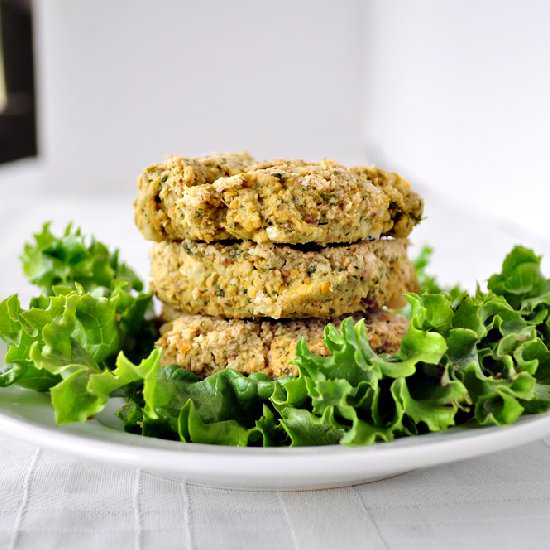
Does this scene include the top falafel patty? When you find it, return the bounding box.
[134,154,423,245]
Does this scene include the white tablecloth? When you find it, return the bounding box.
[2,432,550,550]
[1,161,550,549]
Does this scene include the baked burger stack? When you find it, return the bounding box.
[134,153,423,378]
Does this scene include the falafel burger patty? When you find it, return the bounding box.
[150,238,418,319]
[135,155,423,245]
[157,309,409,378]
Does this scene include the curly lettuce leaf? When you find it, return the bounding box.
[2,219,157,425]
[488,246,550,317]
[22,222,142,295]
[139,364,278,446]
[52,349,161,423]
[0,285,159,423]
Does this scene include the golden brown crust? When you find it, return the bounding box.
[150,238,418,319]
[157,309,409,378]
[134,155,423,244]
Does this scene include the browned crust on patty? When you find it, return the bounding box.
[157,309,408,378]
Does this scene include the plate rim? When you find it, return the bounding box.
[1,386,550,478]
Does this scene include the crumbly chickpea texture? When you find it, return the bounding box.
[134,153,423,245]
[158,307,409,378]
[150,238,418,319]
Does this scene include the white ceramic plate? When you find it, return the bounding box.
[2,385,550,491]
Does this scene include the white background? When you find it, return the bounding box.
[33,0,365,189]
[9,0,550,240]
[363,0,550,239]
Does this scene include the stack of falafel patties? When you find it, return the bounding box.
[134,153,423,378]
